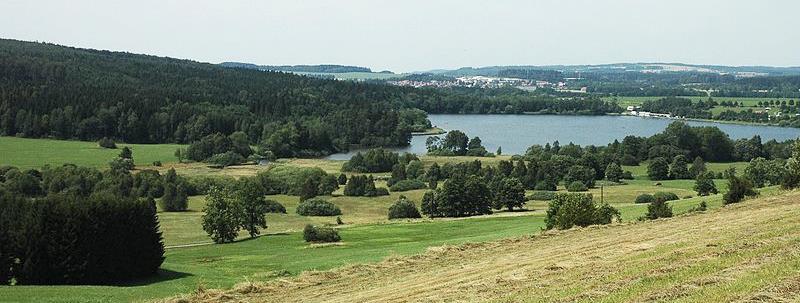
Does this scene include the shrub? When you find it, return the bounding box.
[296,199,342,216]
[185,175,237,195]
[388,196,422,219]
[534,179,557,191]
[545,193,620,230]
[643,198,673,220]
[98,137,117,149]
[303,225,341,243]
[207,151,245,167]
[634,194,655,204]
[389,179,427,192]
[366,187,390,197]
[567,181,588,192]
[694,172,718,196]
[527,191,556,201]
[621,171,634,180]
[653,192,679,202]
[723,172,757,204]
[160,182,188,211]
[264,199,286,213]
[341,149,400,173]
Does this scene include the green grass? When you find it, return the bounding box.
[0,146,762,302]
[5,181,774,302]
[0,136,185,169]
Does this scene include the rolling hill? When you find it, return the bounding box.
[171,190,800,303]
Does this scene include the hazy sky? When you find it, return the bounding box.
[2,0,799,72]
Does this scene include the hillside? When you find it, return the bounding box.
[0,39,424,155]
[173,191,800,303]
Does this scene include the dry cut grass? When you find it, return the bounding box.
[167,191,800,303]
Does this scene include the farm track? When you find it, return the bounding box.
[168,191,800,303]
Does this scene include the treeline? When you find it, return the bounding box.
[410,87,622,115]
[0,161,165,285]
[640,97,800,127]
[220,62,373,73]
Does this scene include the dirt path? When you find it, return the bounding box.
[168,191,800,303]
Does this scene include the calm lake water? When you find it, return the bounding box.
[326,115,800,160]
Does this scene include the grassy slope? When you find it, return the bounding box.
[0,136,185,169]
[3,184,775,303]
[170,190,800,303]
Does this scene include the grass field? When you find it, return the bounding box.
[154,157,744,247]
[5,185,769,303]
[0,136,185,169]
[169,189,800,303]
[0,137,778,302]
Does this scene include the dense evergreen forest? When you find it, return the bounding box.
[0,39,621,156]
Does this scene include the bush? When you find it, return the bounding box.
[296,199,342,216]
[389,179,427,192]
[634,194,655,204]
[566,181,588,192]
[303,225,341,243]
[388,196,422,219]
[264,199,286,213]
[341,149,400,173]
[98,137,117,149]
[534,180,557,191]
[653,192,679,202]
[545,193,620,230]
[621,171,634,180]
[160,182,188,211]
[364,187,389,197]
[527,191,556,201]
[724,172,757,204]
[207,151,245,167]
[643,199,673,220]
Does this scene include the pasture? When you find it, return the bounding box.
[0,137,779,302]
[0,136,184,169]
[175,189,800,303]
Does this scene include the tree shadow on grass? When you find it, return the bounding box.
[114,269,193,287]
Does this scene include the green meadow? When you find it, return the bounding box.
[0,136,185,169]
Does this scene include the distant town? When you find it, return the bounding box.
[388,76,588,93]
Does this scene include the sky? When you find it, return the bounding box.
[1,0,799,72]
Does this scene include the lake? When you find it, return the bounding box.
[326,115,800,160]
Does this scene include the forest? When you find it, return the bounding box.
[0,39,622,156]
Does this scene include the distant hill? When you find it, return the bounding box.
[426,63,800,77]
[220,62,373,73]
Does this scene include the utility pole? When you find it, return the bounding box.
[600,184,604,204]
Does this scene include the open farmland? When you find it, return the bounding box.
[169,190,800,303]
